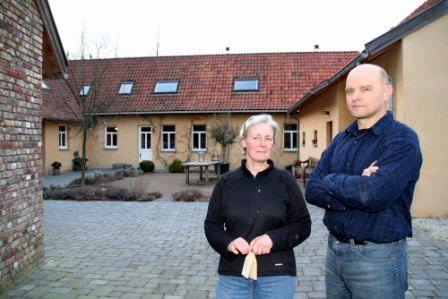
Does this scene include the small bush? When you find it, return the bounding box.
[139,160,155,173]
[168,159,184,173]
[172,189,207,202]
[44,186,162,202]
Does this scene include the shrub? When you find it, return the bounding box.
[172,189,207,202]
[168,159,184,173]
[139,160,155,173]
[43,186,162,201]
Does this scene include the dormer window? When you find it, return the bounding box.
[118,81,134,95]
[80,83,91,96]
[153,80,179,94]
[233,78,259,92]
[42,81,50,90]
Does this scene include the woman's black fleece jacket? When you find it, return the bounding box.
[204,160,311,276]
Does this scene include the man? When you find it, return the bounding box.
[306,64,422,299]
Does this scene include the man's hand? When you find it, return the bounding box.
[362,161,379,177]
[227,237,251,255]
[250,234,273,255]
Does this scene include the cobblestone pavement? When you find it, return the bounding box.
[3,201,448,299]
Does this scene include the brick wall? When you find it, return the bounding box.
[0,0,45,291]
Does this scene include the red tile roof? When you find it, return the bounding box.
[42,79,80,121]
[42,51,357,119]
[399,0,442,24]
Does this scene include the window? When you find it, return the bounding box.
[58,125,67,149]
[233,78,259,92]
[312,130,318,147]
[80,83,91,96]
[162,125,176,151]
[105,126,118,148]
[302,132,306,147]
[118,81,134,95]
[42,81,50,90]
[153,80,179,94]
[192,125,206,151]
[283,124,298,151]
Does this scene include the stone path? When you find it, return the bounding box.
[3,200,448,298]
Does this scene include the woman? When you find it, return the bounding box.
[204,114,311,299]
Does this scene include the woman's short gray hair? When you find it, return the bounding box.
[239,114,279,140]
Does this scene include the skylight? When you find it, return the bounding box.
[233,78,259,92]
[118,81,134,95]
[153,80,179,94]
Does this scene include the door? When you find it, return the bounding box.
[326,121,333,148]
[139,126,152,162]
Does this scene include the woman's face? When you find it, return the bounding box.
[242,122,274,164]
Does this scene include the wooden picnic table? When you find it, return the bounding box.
[182,160,224,184]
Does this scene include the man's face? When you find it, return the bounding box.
[345,66,391,121]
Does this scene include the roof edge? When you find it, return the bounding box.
[35,0,68,74]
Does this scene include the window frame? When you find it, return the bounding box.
[153,80,179,94]
[192,124,207,151]
[312,130,318,147]
[104,126,118,149]
[161,125,176,152]
[118,81,134,95]
[80,83,91,97]
[58,125,68,150]
[283,123,298,151]
[233,78,259,92]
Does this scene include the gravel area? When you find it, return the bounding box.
[413,217,448,244]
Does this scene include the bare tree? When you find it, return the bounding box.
[60,34,115,186]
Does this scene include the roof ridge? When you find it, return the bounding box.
[67,50,359,63]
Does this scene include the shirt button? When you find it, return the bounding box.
[256,210,260,214]
[257,189,261,193]
[354,141,357,144]
[327,204,331,208]
[346,163,350,166]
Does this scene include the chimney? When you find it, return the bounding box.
[314,44,319,50]
[225,47,230,53]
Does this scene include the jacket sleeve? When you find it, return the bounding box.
[322,136,422,213]
[266,172,311,252]
[305,135,347,211]
[204,176,235,260]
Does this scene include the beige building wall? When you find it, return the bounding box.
[399,13,448,216]
[298,84,341,160]
[42,113,301,172]
[43,121,83,175]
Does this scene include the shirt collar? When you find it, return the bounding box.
[241,159,274,177]
[346,111,394,137]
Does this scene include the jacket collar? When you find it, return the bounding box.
[346,111,394,137]
[241,159,274,177]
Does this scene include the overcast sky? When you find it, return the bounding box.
[49,0,427,59]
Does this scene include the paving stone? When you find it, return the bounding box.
[2,201,447,298]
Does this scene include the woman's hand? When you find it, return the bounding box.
[227,237,251,255]
[250,234,273,255]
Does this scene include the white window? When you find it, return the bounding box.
[118,81,134,95]
[153,80,179,93]
[283,124,298,151]
[58,125,67,149]
[162,125,176,151]
[80,83,91,96]
[233,78,259,92]
[105,126,118,148]
[192,125,206,151]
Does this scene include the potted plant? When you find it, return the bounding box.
[210,115,239,174]
[51,161,62,175]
